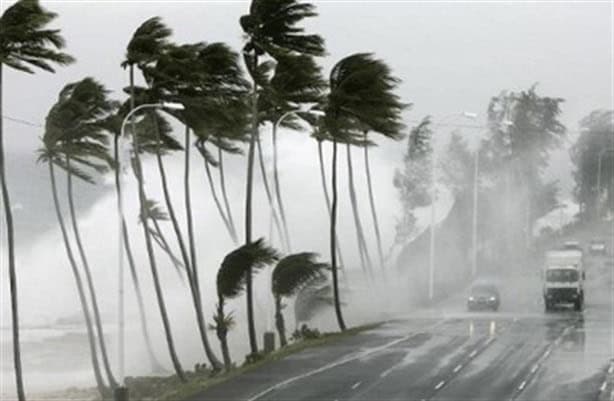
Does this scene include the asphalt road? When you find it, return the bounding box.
[188,253,614,401]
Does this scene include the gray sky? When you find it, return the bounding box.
[1,0,613,241]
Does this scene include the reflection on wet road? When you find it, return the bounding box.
[190,255,613,401]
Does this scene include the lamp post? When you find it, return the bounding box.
[428,111,478,300]
[116,101,183,395]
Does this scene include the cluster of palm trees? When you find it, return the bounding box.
[0,0,406,399]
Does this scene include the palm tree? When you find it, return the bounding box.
[271,253,328,346]
[0,1,74,398]
[322,53,406,331]
[213,239,279,370]
[240,0,325,354]
[122,17,186,381]
[346,141,374,277]
[38,79,114,397]
[56,79,119,389]
[146,41,249,371]
[261,53,327,252]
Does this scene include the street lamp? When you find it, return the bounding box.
[428,111,478,300]
[116,101,184,391]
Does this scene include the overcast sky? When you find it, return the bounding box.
[1,0,613,241]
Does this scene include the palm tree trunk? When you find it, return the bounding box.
[317,141,346,281]
[271,124,291,251]
[129,65,186,381]
[346,144,373,277]
[256,133,286,250]
[183,126,223,370]
[0,65,26,401]
[363,140,386,271]
[48,160,108,396]
[330,139,346,331]
[218,148,238,243]
[150,218,185,280]
[215,299,232,371]
[274,296,287,347]
[245,54,259,354]
[202,150,236,243]
[113,135,163,373]
[65,156,117,389]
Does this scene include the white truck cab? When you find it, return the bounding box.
[543,249,585,312]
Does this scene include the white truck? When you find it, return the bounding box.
[543,249,585,311]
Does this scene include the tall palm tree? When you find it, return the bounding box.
[346,142,374,277]
[38,79,114,397]
[146,41,249,371]
[322,53,406,331]
[55,79,119,389]
[213,239,279,370]
[122,17,186,380]
[271,253,328,346]
[240,0,325,354]
[0,2,74,398]
[261,54,327,252]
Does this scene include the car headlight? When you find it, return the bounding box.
[469,296,475,301]
[489,296,496,301]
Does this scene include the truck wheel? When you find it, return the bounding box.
[574,299,582,312]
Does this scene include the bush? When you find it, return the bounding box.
[290,324,321,342]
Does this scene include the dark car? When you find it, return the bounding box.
[467,283,500,311]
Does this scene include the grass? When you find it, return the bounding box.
[124,322,383,401]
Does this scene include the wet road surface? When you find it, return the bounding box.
[189,255,613,401]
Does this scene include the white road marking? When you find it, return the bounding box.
[245,319,448,401]
[609,364,614,375]
[518,380,527,391]
[469,350,477,358]
[351,381,362,390]
[600,380,608,392]
[453,364,463,373]
[435,380,445,390]
[530,364,539,374]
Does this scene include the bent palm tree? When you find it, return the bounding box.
[122,17,186,380]
[0,1,74,398]
[323,53,407,331]
[240,0,325,354]
[213,239,279,370]
[271,253,328,346]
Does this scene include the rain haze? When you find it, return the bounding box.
[0,1,613,401]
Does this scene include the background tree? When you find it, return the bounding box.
[393,117,433,246]
[571,110,614,220]
[240,0,325,353]
[0,1,74,398]
[271,253,328,346]
[213,239,279,369]
[484,86,565,259]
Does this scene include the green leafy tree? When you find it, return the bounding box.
[0,1,74,398]
[240,0,325,353]
[213,239,279,369]
[393,117,433,245]
[271,253,328,346]
[571,110,614,219]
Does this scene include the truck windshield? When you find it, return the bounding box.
[546,269,579,282]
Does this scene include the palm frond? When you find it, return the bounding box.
[123,16,172,68]
[217,238,279,299]
[0,0,75,73]
[272,252,329,298]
